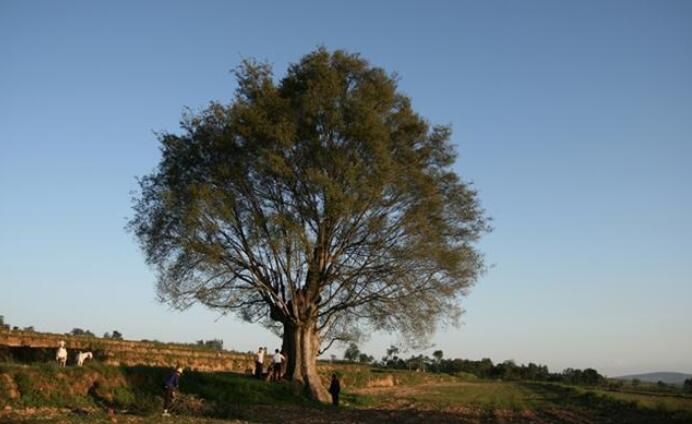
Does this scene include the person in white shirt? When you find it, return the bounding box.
[255,347,265,379]
[271,349,285,381]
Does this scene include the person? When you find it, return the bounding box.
[255,347,265,379]
[329,373,341,406]
[162,366,183,416]
[271,349,285,381]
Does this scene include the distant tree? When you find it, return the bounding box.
[386,345,400,360]
[111,330,123,340]
[22,326,34,332]
[684,378,692,393]
[330,354,337,363]
[204,339,223,350]
[71,328,95,337]
[195,339,223,349]
[433,350,444,362]
[656,381,667,389]
[358,353,374,363]
[581,368,605,385]
[128,48,489,401]
[344,343,360,362]
[103,332,111,338]
[632,378,641,388]
[524,362,549,381]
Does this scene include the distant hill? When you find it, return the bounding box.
[614,372,692,385]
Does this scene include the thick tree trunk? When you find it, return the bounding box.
[282,320,330,403]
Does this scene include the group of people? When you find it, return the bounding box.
[252,347,340,406]
[254,346,286,381]
[161,347,341,416]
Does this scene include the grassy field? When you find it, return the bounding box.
[1,363,691,423]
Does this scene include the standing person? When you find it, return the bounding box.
[162,366,183,417]
[329,373,341,406]
[254,347,265,379]
[271,349,285,381]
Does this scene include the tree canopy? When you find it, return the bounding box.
[129,48,489,401]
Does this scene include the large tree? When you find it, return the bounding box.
[129,48,489,401]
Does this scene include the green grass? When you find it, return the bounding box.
[3,363,692,423]
[0,362,314,418]
[411,381,540,411]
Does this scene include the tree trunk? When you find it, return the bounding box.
[282,320,330,403]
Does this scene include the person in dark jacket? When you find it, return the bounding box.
[162,366,183,416]
[329,373,341,406]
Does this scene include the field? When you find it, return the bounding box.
[1,364,691,423]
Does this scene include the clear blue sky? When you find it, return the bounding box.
[1,0,690,376]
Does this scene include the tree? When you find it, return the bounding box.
[205,339,224,350]
[358,353,374,363]
[70,328,95,337]
[433,350,444,362]
[343,343,360,361]
[386,345,400,360]
[112,330,123,340]
[129,48,489,402]
[684,378,692,393]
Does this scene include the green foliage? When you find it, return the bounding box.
[357,353,374,364]
[70,328,95,337]
[343,343,360,361]
[129,48,489,351]
[195,339,223,350]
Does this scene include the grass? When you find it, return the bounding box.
[3,363,692,423]
[0,362,314,418]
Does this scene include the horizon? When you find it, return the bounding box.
[1,324,691,379]
[2,0,691,378]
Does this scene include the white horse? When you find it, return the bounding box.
[76,351,93,366]
[56,341,68,367]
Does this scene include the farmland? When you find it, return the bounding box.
[1,363,691,423]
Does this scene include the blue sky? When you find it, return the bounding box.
[1,0,690,376]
